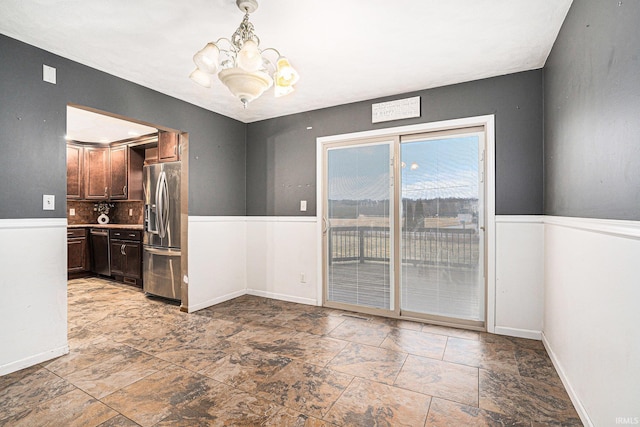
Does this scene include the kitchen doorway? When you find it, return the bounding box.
[65,104,190,309]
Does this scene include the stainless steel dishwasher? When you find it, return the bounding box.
[90,228,111,276]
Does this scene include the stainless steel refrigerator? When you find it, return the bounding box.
[143,161,182,301]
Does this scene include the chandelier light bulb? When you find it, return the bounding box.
[193,43,219,74]
[189,68,212,87]
[237,40,262,72]
[275,57,299,87]
[410,162,419,171]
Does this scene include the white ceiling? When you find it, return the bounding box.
[1,1,572,124]
[66,106,157,143]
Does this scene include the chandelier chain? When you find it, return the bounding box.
[231,12,258,51]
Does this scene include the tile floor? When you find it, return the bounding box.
[0,277,582,426]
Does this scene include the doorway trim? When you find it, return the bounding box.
[316,114,496,332]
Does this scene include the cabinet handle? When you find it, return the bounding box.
[174,145,177,156]
[123,185,127,195]
[121,244,126,255]
[104,186,108,196]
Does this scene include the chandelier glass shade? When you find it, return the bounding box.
[190,0,299,108]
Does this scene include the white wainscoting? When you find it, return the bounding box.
[543,216,640,427]
[187,216,318,313]
[0,218,69,375]
[494,216,544,339]
[246,217,318,306]
[187,217,247,312]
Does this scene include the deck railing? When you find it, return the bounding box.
[328,226,479,267]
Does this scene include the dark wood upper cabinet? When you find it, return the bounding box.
[109,145,128,199]
[84,146,110,200]
[66,143,83,199]
[158,131,179,162]
[68,138,147,201]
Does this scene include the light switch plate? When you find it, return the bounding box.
[43,194,55,210]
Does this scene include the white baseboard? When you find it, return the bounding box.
[542,332,593,427]
[186,289,246,313]
[0,345,69,376]
[246,289,317,306]
[494,326,541,341]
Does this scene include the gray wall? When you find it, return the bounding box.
[246,70,544,216]
[0,34,246,219]
[544,0,640,220]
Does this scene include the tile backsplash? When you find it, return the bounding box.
[67,201,144,225]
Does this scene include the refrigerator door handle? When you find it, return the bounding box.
[161,171,170,239]
[156,171,167,238]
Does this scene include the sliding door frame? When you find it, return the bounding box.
[317,115,496,332]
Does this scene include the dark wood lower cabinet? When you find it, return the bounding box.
[67,228,90,277]
[110,229,142,286]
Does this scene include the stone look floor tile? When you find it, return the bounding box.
[479,369,582,424]
[255,361,354,418]
[443,336,520,374]
[425,397,531,426]
[422,324,482,340]
[380,328,448,360]
[328,318,393,346]
[265,407,337,426]
[0,368,76,420]
[327,342,407,385]
[395,354,479,407]
[289,311,346,336]
[0,388,117,427]
[100,365,215,427]
[202,347,293,392]
[97,415,141,426]
[63,346,170,399]
[0,278,582,427]
[44,337,134,378]
[153,381,281,426]
[324,377,432,427]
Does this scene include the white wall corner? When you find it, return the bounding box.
[494,215,544,339]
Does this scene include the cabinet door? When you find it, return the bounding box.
[110,240,125,275]
[110,145,128,199]
[84,147,110,200]
[68,238,88,272]
[67,144,83,199]
[158,131,179,162]
[123,242,142,279]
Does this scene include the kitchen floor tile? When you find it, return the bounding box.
[324,377,431,427]
[255,361,354,418]
[327,342,407,385]
[395,354,479,407]
[0,277,582,427]
[380,328,448,360]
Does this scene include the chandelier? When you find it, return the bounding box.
[189,0,299,108]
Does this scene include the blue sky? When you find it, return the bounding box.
[328,136,479,201]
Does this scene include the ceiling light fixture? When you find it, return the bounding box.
[189,0,299,108]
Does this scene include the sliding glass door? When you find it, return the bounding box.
[400,132,484,322]
[324,141,394,311]
[322,127,485,328]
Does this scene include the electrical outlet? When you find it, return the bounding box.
[300,273,306,283]
[129,208,133,216]
[69,208,76,216]
[300,200,307,211]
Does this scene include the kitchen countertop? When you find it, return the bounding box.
[68,223,144,230]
